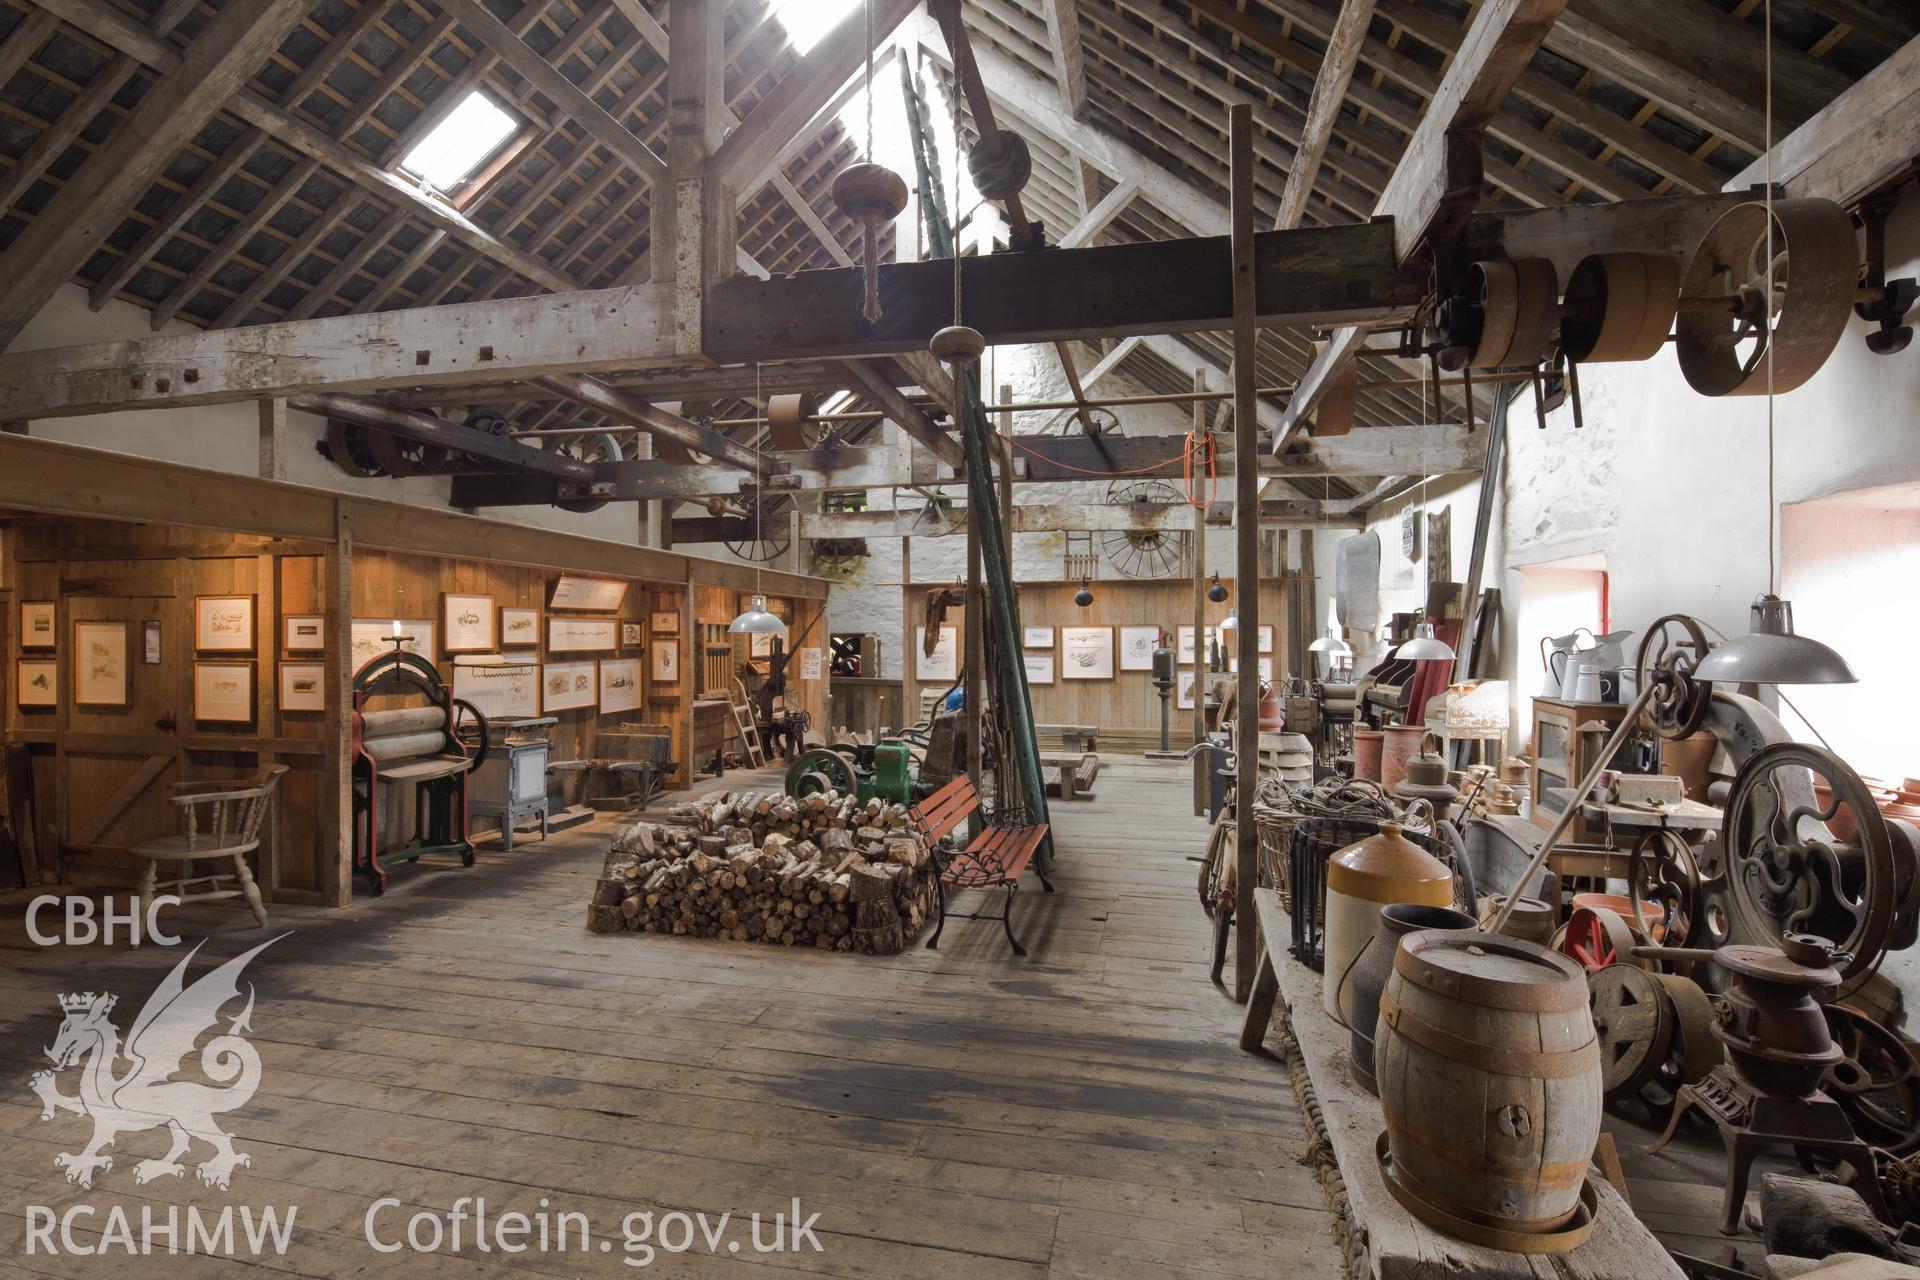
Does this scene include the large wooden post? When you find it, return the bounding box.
[1190,369,1209,816]
[1229,104,1261,1003]
[321,500,353,906]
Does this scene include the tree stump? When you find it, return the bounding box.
[849,862,904,955]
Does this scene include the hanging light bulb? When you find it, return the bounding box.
[1694,594,1855,685]
[729,593,788,637]
[1207,573,1228,604]
[1398,621,1455,661]
[1074,579,1094,607]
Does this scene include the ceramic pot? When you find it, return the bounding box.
[1353,728,1385,782]
[1381,723,1427,792]
[1480,894,1557,947]
[1257,683,1287,732]
[1337,902,1476,1094]
[1321,822,1455,1022]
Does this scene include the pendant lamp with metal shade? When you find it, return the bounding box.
[1398,622,1455,661]
[729,363,790,641]
[1694,594,1855,685]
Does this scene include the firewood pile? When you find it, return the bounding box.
[586,789,939,954]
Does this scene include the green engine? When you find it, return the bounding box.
[784,742,916,805]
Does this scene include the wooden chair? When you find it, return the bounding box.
[130,764,286,937]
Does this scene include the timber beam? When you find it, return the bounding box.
[674,501,1363,542]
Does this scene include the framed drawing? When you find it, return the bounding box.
[453,654,539,718]
[1258,625,1275,654]
[798,648,822,680]
[1022,653,1054,685]
[621,621,645,647]
[1229,654,1276,681]
[650,639,679,682]
[194,595,255,652]
[914,625,959,682]
[599,658,642,714]
[542,660,597,712]
[650,611,679,634]
[1119,626,1160,671]
[1061,626,1114,680]
[441,593,495,653]
[283,615,325,652]
[73,621,131,708]
[349,620,434,673]
[548,616,618,652]
[1176,624,1215,665]
[20,601,55,649]
[16,659,56,707]
[499,607,540,648]
[279,662,326,712]
[1022,626,1054,648]
[749,631,776,658]
[193,662,254,723]
[548,575,627,612]
[1177,669,1199,710]
[142,620,162,665]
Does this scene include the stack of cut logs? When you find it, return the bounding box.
[587,789,938,955]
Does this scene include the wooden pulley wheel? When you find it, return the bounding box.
[1560,252,1681,364]
[765,392,818,450]
[1589,965,1674,1099]
[1676,197,1858,396]
[1448,258,1558,369]
[1649,973,1721,1100]
[325,418,382,478]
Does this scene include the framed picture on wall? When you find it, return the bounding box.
[499,607,540,648]
[542,660,597,712]
[142,620,161,665]
[1229,655,1276,681]
[650,640,679,683]
[914,625,959,682]
[599,658,642,714]
[548,575,627,612]
[1258,625,1275,654]
[1061,626,1114,679]
[1177,669,1199,710]
[1175,624,1219,666]
[453,654,539,718]
[749,631,776,658]
[621,621,645,647]
[1119,626,1160,671]
[441,593,496,653]
[16,659,56,707]
[73,621,131,708]
[20,601,55,649]
[193,662,254,723]
[1022,653,1054,685]
[280,662,326,712]
[194,595,255,652]
[349,620,434,673]
[1022,626,1054,648]
[548,617,619,652]
[283,615,325,652]
[650,611,679,634]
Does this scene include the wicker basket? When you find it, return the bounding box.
[1286,817,1455,972]
[1253,804,1303,908]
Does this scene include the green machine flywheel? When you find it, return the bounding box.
[786,747,857,799]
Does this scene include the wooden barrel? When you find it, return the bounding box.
[1375,930,1601,1237]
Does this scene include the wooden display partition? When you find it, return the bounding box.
[898,576,1292,748]
[0,433,827,907]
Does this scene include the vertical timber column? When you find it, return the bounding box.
[258,398,287,481]
[900,536,914,724]
[1190,370,1208,816]
[1229,104,1261,1003]
[322,501,353,906]
[997,383,1014,534]
[666,0,733,356]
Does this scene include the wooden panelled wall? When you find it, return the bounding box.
[3,517,826,907]
[898,577,1295,743]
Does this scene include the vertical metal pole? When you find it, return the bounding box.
[900,535,914,724]
[965,387,986,840]
[1229,104,1261,1003]
[1452,386,1511,682]
[1190,370,1209,816]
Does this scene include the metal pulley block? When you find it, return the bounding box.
[1676,197,1858,396]
[967,130,1031,200]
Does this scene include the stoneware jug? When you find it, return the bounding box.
[1321,822,1454,1023]
[1335,902,1476,1094]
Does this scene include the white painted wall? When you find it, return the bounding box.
[5,284,644,545]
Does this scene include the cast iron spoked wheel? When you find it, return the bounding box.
[1556,904,1645,973]
[1823,1004,1920,1155]
[326,419,386,478]
[725,493,794,562]
[450,698,491,773]
[1589,965,1673,1100]
[1635,614,1713,739]
[1720,742,1895,997]
[1101,479,1191,579]
[538,429,625,513]
[892,487,966,538]
[785,747,856,799]
[1630,829,1702,948]
[367,428,451,478]
[1638,974,1722,1116]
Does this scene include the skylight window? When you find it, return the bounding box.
[399,92,519,191]
[768,0,862,55]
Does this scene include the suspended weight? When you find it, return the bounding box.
[1676,198,1858,396]
[1560,252,1681,364]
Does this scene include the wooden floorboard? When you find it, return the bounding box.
[0,758,1343,1277]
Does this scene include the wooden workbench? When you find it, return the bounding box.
[1241,888,1685,1280]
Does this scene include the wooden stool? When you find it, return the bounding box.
[129,765,286,939]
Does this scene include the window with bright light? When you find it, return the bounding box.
[769,0,861,55]
[399,92,520,191]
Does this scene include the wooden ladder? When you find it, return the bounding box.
[728,678,767,768]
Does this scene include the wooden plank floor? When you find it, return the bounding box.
[0,758,1343,1278]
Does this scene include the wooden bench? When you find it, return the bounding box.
[1036,723,1099,754]
[1041,752,1100,801]
[911,775,1053,955]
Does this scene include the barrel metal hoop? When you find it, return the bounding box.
[1378,991,1597,1079]
[1376,1132,1600,1255]
[1394,934,1590,1013]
